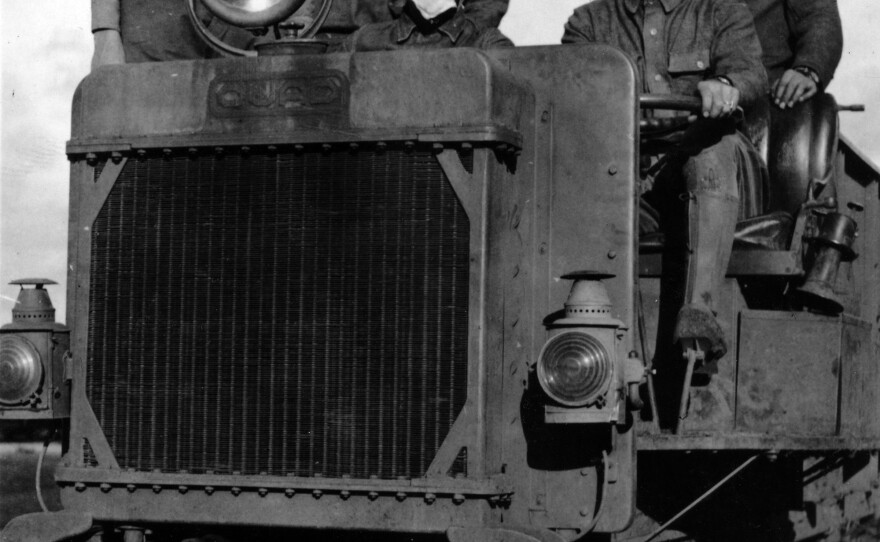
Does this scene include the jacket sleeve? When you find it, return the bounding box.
[463,0,509,29]
[92,0,120,32]
[786,0,843,87]
[561,5,596,44]
[710,0,768,109]
[477,28,514,49]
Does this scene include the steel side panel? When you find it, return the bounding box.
[840,315,880,438]
[736,310,841,435]
[486,45,638,534]
[735,310,878,440]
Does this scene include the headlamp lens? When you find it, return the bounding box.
[0,335,42,404]
[538,331,611,406]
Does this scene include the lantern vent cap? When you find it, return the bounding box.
[6,279,58,326]
[554,271,623,328]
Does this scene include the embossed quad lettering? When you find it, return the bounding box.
[209,71,349,117]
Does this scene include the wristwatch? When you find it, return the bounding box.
[793,66,820,85]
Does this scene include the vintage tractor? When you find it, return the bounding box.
[1,1,878,541]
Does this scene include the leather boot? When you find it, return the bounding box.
[672,191,738,361]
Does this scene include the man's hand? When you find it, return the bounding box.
[771,69,818,109]
[696,79,740,119]
[91,29,125,71]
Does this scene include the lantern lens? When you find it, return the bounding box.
[537,331,611,406]
[0,335,42,404]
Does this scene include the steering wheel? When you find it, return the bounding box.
[187,0,334,57]
[639,94,744,137]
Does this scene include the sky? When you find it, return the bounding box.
[1,0,879,322]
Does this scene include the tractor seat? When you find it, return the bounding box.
[639,94,839,266]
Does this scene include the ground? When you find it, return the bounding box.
[0,438,63,528]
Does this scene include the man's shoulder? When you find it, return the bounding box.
[571,0,617,16]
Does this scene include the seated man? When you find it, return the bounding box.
[322,0,508,35]
[335,0,512,51]
[745,0,842,109]
[563,0,768,360]
[91,0,255,67]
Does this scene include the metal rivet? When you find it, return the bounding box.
[152,485,162,494]
[294,144,304,154]
[453,494,465,505]
[214,147,224,156]
[432,143,444,153]
[312,489,323,499]
[540,110,550,123]
[321,144,332,153]
[188,147,198,157]
[179,486,188,494]
[110,151,123,164]
[395,492,407,502]
[267,145,277,154]
[608,165,618,175]
[424,493,436,504]
[349,143,359,153]
[162,148,172,159]
[376,142,387,153]
[136,149,147,159]
[258,488,268,497]
[85,153,98,166]
[285,488,295,498]
[75,482,86,492]
[340,490,351,500]
[404,141,415,153]
[579,507,590,517]
[205,486,215,495]
[231,487,242,496]
[240,146,251,156]
[100,483,111,493]
[368,491,379,501]
[126,484,136,493]
[607,250,617,259]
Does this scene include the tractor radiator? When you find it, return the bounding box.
[86,147,471,479]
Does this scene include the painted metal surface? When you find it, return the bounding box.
[43,36,880,541]
[736,310,875,436]
[60,44,639,537]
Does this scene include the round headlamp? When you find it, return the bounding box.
[0,335,43,404]
[537,331,611,407]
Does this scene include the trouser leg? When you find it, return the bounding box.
[672,133,740,360]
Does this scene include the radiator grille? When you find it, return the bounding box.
[87,148,471,478]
